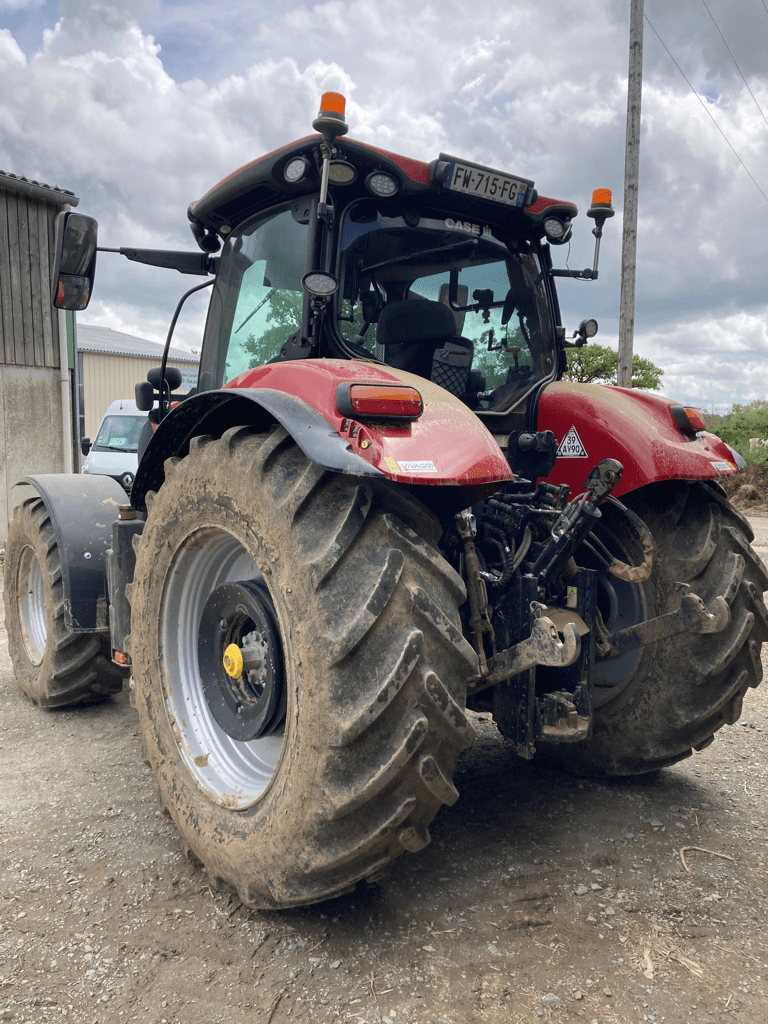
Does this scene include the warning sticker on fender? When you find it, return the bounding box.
[397,460,437,473]
[557,426,588,458]
[710,460,735,473]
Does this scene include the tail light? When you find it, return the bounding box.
[336,383,423,420]
[670,405,706,437]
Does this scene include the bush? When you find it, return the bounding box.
[706,401,768,467]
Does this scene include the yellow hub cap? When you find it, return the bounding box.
[223,643,244,678]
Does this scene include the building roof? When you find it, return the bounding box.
[77,324,199,364]
[0,170,79,207]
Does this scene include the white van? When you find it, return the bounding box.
[81,399,148,491]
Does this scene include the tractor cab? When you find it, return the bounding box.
[192,93,583,424]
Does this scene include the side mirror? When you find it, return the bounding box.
[147,366,183,391]
[52,212,98,310]
[135,380,154,412]
[80,437,92,456]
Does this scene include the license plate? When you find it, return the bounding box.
[442,157,533,208]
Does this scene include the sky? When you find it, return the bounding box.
[1,0,767,412]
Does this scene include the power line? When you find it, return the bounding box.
[644,14,768,205]
[701,0,768,128]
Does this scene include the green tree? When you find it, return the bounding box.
[706,399,768,466]
[564,343,663,390]
[242,290,303,367]
[471,324,530,391]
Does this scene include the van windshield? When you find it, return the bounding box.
[94,415,146,453]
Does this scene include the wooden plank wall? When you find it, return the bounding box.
[0,189,60,368]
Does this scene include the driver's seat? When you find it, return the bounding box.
[375,299,473,396]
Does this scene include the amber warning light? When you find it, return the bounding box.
[313,92,349,137]
[591,188,613,207]
[319,91,346,116]
[336,384,423,420]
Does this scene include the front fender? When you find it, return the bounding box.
[537,382,739,498]
[132,359,512,512]
[21,474,126,631]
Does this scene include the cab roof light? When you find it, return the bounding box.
[284,156,310,184]
[670,404,706,437]
[366,171,399,197]
[543,215,572,245]
[328,159,357,185]
[336,383,423,420]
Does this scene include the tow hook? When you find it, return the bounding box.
[602,585,731,659]
[468,602,581,693]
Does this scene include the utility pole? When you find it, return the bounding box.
[617,0,644,388]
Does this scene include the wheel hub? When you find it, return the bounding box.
[197,580,285,741]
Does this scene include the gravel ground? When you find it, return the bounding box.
[1,520,767,1024]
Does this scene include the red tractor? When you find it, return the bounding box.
[5,93,766,910]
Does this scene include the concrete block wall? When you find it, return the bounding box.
[0,364,65,544]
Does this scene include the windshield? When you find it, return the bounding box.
[336,204,555,411]
[94,415,146,453]
[198,204,309,390]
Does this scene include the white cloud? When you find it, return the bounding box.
[0,0,767,409]
[0,0,44,10]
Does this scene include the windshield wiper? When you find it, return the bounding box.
[96,443,138,452]
[235,287,277,334]
[360,238,478,275]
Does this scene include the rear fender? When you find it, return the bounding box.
[537,382,739,498]
[20,475,127,632]
[131,359,512,513]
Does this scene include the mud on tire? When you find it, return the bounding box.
[128,426,477,909]
[552,480,768,776]
[3,496,127,707]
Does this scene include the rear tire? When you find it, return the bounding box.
[3,496,127,707]
[128,426,477,909]
[551,480,768,775]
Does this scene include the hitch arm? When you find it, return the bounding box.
[604,590,731,659]
[470,611,581,693]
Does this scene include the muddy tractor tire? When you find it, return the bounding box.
[128,426,477,909]
[553,480,768,776]
[3,496,127,707]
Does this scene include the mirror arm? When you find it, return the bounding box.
[97,248,217,275]
[158,279,215,422]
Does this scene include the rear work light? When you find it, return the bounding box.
[336,383,423,420]
[670,404,707,437]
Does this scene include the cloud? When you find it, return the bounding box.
[1,0,767,408]
[0,0,45,10]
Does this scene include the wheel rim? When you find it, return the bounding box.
[578,519,647,706]
[159,525,285,809]
[17,545,47,666]
[197,579,285,741]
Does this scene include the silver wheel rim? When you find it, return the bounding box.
[159,525,285,809]
[17,545,47,665]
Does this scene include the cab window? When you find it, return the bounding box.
[199,205,308,390]
[336,203,554,411]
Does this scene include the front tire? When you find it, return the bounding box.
[553,480,768,775]
[128,426,477,909]
[3,496,127,707]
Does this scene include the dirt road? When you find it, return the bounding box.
[1,521,767,1024]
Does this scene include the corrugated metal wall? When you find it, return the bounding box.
[0,190,60,367]
[81,352,198,438]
